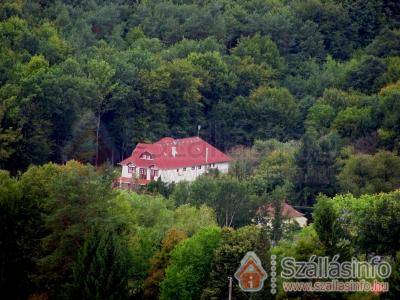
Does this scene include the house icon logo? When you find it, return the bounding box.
[234,251,267,292]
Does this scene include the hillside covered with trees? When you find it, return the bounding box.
[1,0,400,299]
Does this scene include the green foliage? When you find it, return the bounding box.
[332,106,375,139]
[70,227,132,300]
[145,177,175,198]
[173,204,217,236]
[271,226,325,298]
[272,225,325,261]
[160,226,222,300]
[344,55,387,94]
[37,161,118,295]
[366,29,400,57]
[316,191,400,256]
[171,175,257,227]
[305,103,336,134]
[0,170,24,296]
[0,103,20,167]
[379,82,400,151]
[143,228,187,300]
[0,0,398,172]
[337,151,400,196]
[1,1,400,297]
[294,130,342,205]
[385,251,400,299]
[249,86,300,141]
[61,110,97,163]
[201,226,268,300]
[232,33,284,76]
[251,142,298,198]
[313,195,353,258]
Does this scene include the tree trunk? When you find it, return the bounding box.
[95,113,101,166]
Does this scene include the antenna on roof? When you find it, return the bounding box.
[197,125,201,137]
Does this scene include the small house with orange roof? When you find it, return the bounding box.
[255,202,308,228]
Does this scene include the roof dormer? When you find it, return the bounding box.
[140,151,153,160]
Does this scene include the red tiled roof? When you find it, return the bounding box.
[257,202,304,218]
[119,137,231,169]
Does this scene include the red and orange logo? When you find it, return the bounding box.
[234,251,268,292]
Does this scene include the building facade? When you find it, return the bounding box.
[116,136,231,188]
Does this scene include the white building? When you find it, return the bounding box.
[116,137,231,188]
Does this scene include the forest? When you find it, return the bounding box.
[1,0,400,299]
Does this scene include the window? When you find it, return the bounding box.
[183,167,186,171]
[139,168,146,179]
[153,170,158,177]
[192,166,195,170]
[177,168,179,172]
[128,166,135,173]
[140,152,153,160]
[198,165,202,169]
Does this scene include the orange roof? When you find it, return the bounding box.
[257,202,304,218]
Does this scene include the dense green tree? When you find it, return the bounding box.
[271,226,325,298]
[313,195,353,258]
[173,204,217,236]
[61,110,97,163]
[366,29,400,57]
[171,175,257,227]
[0,103,20,168]
[143,228,187,300]
[0,170,25,297]
[385,251,400,299]
[294,130,342,205]
[36,161,117,296]
[305,103,336,134]
[379,82,400,151]
[332,106,375,139]
[160,226,221,300]
[0,0,399,174]
[249,86,300,141]
[70,227,132,300]
[201,226,269,300]
[86,59,117,165]
[320,190,400,256]
[344,55,387,94]
[251,146,297,199]
[357,191,400,256]
[1,163,60,298]
[232,33,285,76]
[337,150,400,196]
[187,51,236,104]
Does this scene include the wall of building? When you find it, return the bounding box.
[159,162,229,183]
[122,162,229,183]
[121,165,132,178]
